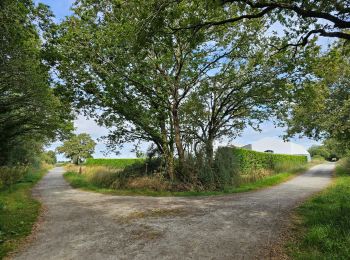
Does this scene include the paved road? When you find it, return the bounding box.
[14,163,335,260]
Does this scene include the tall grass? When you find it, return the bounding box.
[65,164,122,188]
[0,166,28,189]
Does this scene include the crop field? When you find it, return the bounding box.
[84,158,144,168]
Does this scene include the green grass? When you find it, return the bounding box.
[286,160,350,259]
[64,170,299,197]
[84,158,144,168]
[0,168,46,258]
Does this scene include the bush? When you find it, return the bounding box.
[213,147,307,187]
[84,158,144,168]
[0,166,28,189]
[214,147,240,188]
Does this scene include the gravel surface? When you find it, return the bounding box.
[14,163,335,260]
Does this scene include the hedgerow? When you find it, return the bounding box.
[230,147,308,173]
[213,147,307,187]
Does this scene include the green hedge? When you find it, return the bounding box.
[230,148,308,173]
[84,158,144,168]
[213,147,308,187]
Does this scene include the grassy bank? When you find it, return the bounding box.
[64,163,315,197]
[0,168,47,258]
[286,159,350,259]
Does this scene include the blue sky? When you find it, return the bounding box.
[38,0,320,160]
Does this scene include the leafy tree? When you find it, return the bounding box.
[183,1,350,47]
[0,0,73,165]
[308,139,348,161]
[41,151,57,165]
[57,134,96,165]
[181,52,288,164]
[308,145,330,159]
[285,42,350,145]
[54,0,290,179]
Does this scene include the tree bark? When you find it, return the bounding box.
[205,137,214,166]
[172,104,185,164]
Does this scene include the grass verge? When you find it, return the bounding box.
[286,160,350,259]
[0,168,46,258]
[64,161,320,197]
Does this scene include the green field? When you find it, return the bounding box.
[287,160,350,259]
[84,158,144,168]
[0,168,46,258]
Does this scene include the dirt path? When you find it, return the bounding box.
[14,163,335,260]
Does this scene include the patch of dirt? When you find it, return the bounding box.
[129,224,163,241]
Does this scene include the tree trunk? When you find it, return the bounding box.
[160,120,175,181]
[172,105,185,164]
[205,137,214,166]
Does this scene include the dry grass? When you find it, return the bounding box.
[239,168,273,184]
[126,174,171,191]
[64,164,121,188]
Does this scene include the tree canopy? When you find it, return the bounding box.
[57,134,96,165]
[0,0,73,166]
[184,1,350,47]
[53,0,294,178]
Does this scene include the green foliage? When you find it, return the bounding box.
[85,158,144,168]
[212,147,307,188]
[308,139,348,161]
[230,147,307,173]
[67,147,308,193]
[213,147,240,188]
[286,42,350,146]
[0,167,28,189]
[0,168,46,258]
[0,0,73,166]
[54,0,290,178]
[308,145,331,159]
[41,151,57,165]
[287,159,350,259]
[57,133,96,165]
[64,170,296,197]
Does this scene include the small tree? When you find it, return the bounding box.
[57,133,96,165]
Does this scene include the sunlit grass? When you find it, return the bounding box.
[0,168,46,258]
[287,159,350,259]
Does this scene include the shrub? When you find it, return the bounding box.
[84,158,144,168]
[214,147,240,188]
[0,166,28,189]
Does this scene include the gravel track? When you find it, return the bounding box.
[14,163,335,260]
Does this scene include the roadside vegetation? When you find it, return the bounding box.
[286,159,350,259]
[0,166,50,258]
[85,158,145,168]
[64,148,316,196]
